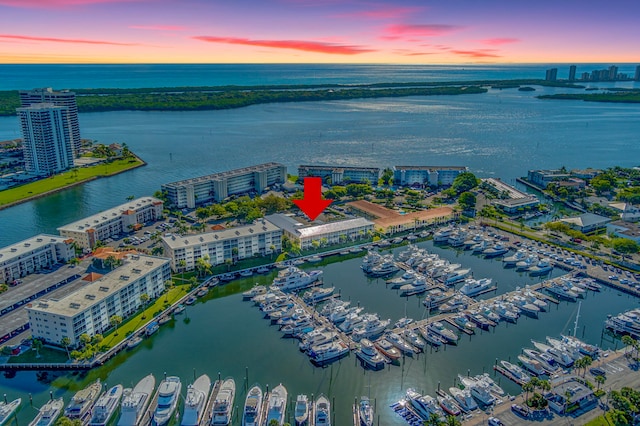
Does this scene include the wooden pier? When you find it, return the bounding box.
[198,379,221,426]
[493,364,526,386]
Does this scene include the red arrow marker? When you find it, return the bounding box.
[293,177,333,221]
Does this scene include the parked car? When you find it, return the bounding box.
[511,404,529,417]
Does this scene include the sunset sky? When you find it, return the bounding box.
[1,0,639,64]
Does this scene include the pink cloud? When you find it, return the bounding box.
[332,6,423,20]
[451,49,500,58]
[477,38,519,46]
[0,34,138,46]
[0,0,139,7]
[193,36,374,55]
[381,24,461,40]
[129,25,188,31]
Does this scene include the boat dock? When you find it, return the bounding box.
[493,364,527,386]
[443,318,474,335]
[140,387,161,426]
[199,379,221,426]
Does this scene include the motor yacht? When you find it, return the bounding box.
[264,384,287,426]
[29,398,64,426]
[459,278,493,297]
[500,360,531,384]
[117,374,156,426]
[153,376,182,426]
[428,322,459,344]
[355,339,387,370]
[241,385,262,426]
[448,387,478,412]
[294,395,309,426]
[180,375,211,426]
[64,379,102,423]
[314,395,330,426]
[89,385,123,426]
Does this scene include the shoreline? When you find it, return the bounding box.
[0,154,146,211]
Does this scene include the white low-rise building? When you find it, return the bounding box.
[26,254,171,346]
[482,178,540,213]
[265,213,374,250]
[58,197,164,249]
[609,202,640,222]
[161,219,282,272]
[394,166,468,187]
[0,234,75,284]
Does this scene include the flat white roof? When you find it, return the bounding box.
[28,254,169,317]
[57,197,162,233]
[162,219,281,249]
[265,214,373,239]
[162,162,285,188]
[0,234,71,262]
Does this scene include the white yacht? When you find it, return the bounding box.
[89,385,123,426]
[211,378,235,426]
[29,398,64,426]
[387,271,417,289]
[314,395,331,426]
[428,322,459,344]
[459,376,495,406]
[152,376,182,426]
[299,329,338,353]
[242,385,262,426]
[443,268,472,285]
[399,278,428,296]
[405,389,445,421]
[459,278,493,297]
[517,355,546,376]
[545,284,578,302]
[476,374,505,397]
[0,398,21,426]
[356,339,387,370]
[358,397,374,426]
[360,252,382,273]
[65,379,102,422]
[367,260,399,277]
[242,285,267,300]
[302,286,334,304]
[180,374,211,426]
[423,290,454,309]
[483,243,508,258]
[271,266,322,292]
[352,317,390,342]
[386,332,416,356]
[448,388,477,412]
[528,259,553,276]
[433,226,455,242]
[500,360,531,383]
[437,394,461,417]
[328,306,362,324]
[309,340,350,364]
[503,249,528,266]
[516,255,537,271]
[401,328,426,351]
[510,295,540,318]
[294,394,309,426]
[118,374,156,426]
[264,384,287,426]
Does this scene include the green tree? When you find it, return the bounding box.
[195,207,210,221]
[458,191,476,211]
[126,195,135,201]
[178,260,187,281]
[451,172,479,194]
[60,336,72,360]
[109,315,123,336]
[79,333,91,346]
[612,238,640,255]
[151,246,164,256]
[426,413,443,426]
[595,374,606,391]
[381,167,394,186]
[444,415,461,426]
[140,293,150,306]
[55,416,83,426]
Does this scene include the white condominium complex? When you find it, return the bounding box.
[393,166,468,187]
[58,197,164,249]
[265,214,374,250]
[20,88,81,157]
[17,104,74,176]
[298,165,381,185]
[0,234,75,285]
[161,219,282,272]
[26,254,171,346]
[161,162,287,208]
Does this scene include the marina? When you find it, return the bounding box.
[2,230,640,425]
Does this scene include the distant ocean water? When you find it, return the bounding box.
[1,63,639,90]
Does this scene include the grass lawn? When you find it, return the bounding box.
[100,284,191,349]
[585,412,617,426]
[8,345,69,364]
[0,157,143,207]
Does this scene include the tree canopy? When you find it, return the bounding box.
[451,172,479,194]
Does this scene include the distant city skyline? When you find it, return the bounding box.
[1,0,640,64]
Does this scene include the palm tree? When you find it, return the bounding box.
[444,415,461,426]
[109,315,123,336]
[426,413,443,426]
[595,375,606,391]
[522,380,535,405]
[60,337,72,360]
[32,338,43,358]
[622,335,636,358]
[269,244,276,259]
[178,260,187,281]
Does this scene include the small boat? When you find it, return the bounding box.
[219,273,236,282]
[241,385,262,426]
[127,336,143,349]
[294,394,309,426]
[448,388,478,412]
[309,340,350,365]
[29,398,64,426]
[386,333,416,356]
[211,378,235,425]
[64,379,102,422]
[152,376,182,426]
[358,397,373,426]
[428,322,459,345]
[256,266,270,274]
[500,360,531,384]
[145,322,160,336]
[264,384,287,426]
[243,285,267,300]
[196,287,209,297]
[185,296,197,305]
[307,255,322,263]
[517,355,546,376]
[437,394,461,416]
[180,374,211,426]
[89,385,124,426]
[158,315,171,325]
[0,398,21,426]
[117,374,156,426]
[173,304,185,314]
[239,269,253,277]
[302,286,335,304]
[314,395,331,426]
